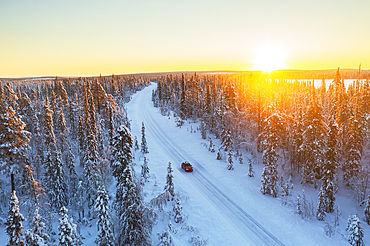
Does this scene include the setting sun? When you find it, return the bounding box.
[253,45,286,72]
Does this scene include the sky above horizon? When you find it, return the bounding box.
[1,0,370,77]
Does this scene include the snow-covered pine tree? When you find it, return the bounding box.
[316,187,326,221]
[65,146,79,210]
[227,150,234,170]
[0,96,30,191]
[238,154,243,165]
[141,122,149,154]
[18,92,35,134]
[134,136,140,151]
[5,191,25,246]
[290,103,304,174]
[248,158,254,177]
[260,113,285,197]
[200,119,206,139]
[322,112,338,213]
[216,149,222,160]
[221,126,233,151]
[96,118,105,157]
[343,101,364,187]
[56,108,70,154]
[83,126,101,216]
[157,222,174,246]
[24,206,49,246]
[346,213,364,246]
[111,125,133,184]
[364,193,370,225]
[77,114,85,158]
[164,162,175,200]
[208,137,215,153]
[107,104,115,148]
[110,125,149,244]
[302,88,326,186]
[141,156,150,184]
[31,113,43,177]
[296,193,303,217]
[3,82,19,111]
[42,97,67,210]
[95,185,114,246]
[91,78,108,114]
[173,194,184,223]
[118,168,152,246]
[179,74,187,119]
[58,206,80,246]
[66,93,78,139]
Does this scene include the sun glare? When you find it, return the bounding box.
[253,45,286,72]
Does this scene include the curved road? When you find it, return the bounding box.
[132,83,285,246]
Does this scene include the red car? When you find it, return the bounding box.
[181,161,193,172]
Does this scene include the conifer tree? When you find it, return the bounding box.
[322,113,338,213]
[24,206,49,246]
[260,113,284,197]
[302,89,326,186]
[248,158,255,177]
[343,101,364,186]
[123,183,152,246]
[66,93,79,139]
[83,127,101,215]
[290,104,304,173]
[141,156,150,184]
[346,214,364,246]
[56,108,70,154]
[296,193,303,217]
[95,185,115,246]
[111,125,133,184]
[0,102,30,191]
[3,83,18,110]
[221,126,233,151]
[134,136,140,151]
[179,74,187,119]
[227,150,234,170]
[107,104,115,148]
[141,122,149,154]
[164,162,175,200]
[96,118,105,157]
[91,79,108,114]
[58,206,80,246]
[18,92,35,134]
[31,113,43,177]
[173,194,184,223]
[42,97,67,210]
[77,114,84,157]
[208,137,215,153]
[316,187,326,221]
[200,119,207,139]
[364,193,370,225]
[5,191,25,246]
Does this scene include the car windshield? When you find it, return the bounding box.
[183,162,191,166]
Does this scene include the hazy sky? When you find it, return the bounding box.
[1,0,369,77]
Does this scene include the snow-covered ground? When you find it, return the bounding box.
[126,82,367,245]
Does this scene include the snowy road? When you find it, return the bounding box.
[129,83,285,245]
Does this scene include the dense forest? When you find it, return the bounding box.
[0,75,158,245]
[152,69,370,244]
[1,68,370,245]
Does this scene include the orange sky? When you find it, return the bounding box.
[1,0,370,77]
